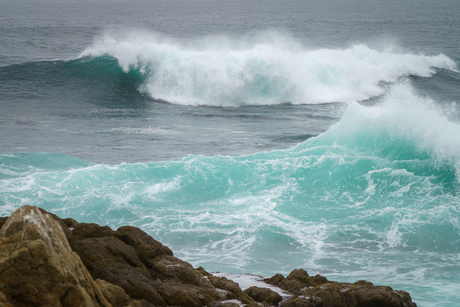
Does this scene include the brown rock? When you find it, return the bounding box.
[151,255,207,285]
[300,283,346,306]
[281,296,325,307]
[244,286,283,306]
[272,269,308,294]
[280,279,305,295]
[286,269,310,283]
[155,279,218,307]
[70,221,220,307]
[0,205,111,307]
[0,218,7,232]
[113,226,173,260]
[126,300,151,307]
[298,278,417,307]
[263,274,285,287]
[307,275,329,287]
[72,222,114,241]
[0,290,14,307]
[37,206,73,240]
[196,266,212,277]
[265,270,330,296]
[70,235,167,306]
[266,268,418,307]
[208,302,242,307]
[208,275,244,298]
[354,285,412,307]
[207,275,258,305]
[95,278,130,307]
[62,217,79,229]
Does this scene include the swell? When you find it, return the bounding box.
[0,56,147,105]
[1,40,458,108]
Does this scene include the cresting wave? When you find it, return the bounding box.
[79,30,458,106]
[0,56,146,104]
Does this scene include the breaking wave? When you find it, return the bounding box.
[80,30,457,106]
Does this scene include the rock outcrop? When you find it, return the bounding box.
[264,269,417,307]
[0,206,112,307]
[68,223,222,307]
[243,286,282,306]
[0,206,418,307]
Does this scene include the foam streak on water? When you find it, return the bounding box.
[80,30,457,106]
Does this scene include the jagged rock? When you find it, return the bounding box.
[70,235,168,306]
[268,269,417,307]
[95,278,130,307]
[69,222,221,307]
[72,222,114,241]
[281,296,325,307]
[126,301,147,307]
[0,206,418,307]
[155,279,218,307]
[197,266,212,277]
[207,275,244,298]
[113,226,173,260]
[128,299,155,307]
[151,254,204,284]
[276,269,329,294]
[264,270,329,296]
[207,275,257,305]
[0,205,111,307]
[263,274,285,287]
[298,280,417,307]
[62,217,79,229]
[243,286,282,306]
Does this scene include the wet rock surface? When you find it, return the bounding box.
[0,206,417,307]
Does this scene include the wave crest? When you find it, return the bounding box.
[80,30,457,106]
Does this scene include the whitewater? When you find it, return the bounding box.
[81,31,456,106]
[1,0,460,306]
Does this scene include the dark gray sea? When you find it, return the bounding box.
[1,1,460,306]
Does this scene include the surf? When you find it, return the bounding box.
[80,30,458,106]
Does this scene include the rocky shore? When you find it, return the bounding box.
[0,206,417,307]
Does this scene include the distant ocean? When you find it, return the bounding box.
[1,0,459,305]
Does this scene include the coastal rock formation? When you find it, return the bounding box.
[200,272,257,305]
[0,206,111,307]
[68,223,223,307]
[0,206,417,307]
[264,269,417,307]
[243,286,283,306]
